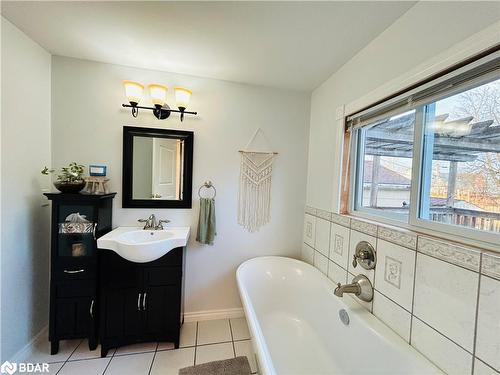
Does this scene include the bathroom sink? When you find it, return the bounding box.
[97,226,190,263]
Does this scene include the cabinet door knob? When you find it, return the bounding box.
[142,293,147,311]
[137,293,142,311]
[63,269,85,274]
[90,300,94,318]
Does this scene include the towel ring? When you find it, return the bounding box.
[198,181,216,198]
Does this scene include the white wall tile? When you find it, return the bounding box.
[348,230,376,284]
[411,318,472,375]
[476,275,500,372]
[315,218,330,257]
[375,239,416,311]
[372,291,411,342]
[314,251,328,275]
[328,260,347,285]
[329,223,350,269]
[303,214,316,247]
[301,243,314,265]
[413,254,478,352]
[474,359,499,375]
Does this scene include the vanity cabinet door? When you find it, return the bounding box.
[102,287,142,340]
[143,285,181,339]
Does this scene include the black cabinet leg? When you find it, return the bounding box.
[89,337,98,351]
[174,340,179,349]
[101,347,109,358]
[50,340,59,355]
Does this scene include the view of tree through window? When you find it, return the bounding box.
[420,78,500,233]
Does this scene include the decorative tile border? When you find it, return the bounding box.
[331,213,351,228]
[417,236,481,272]
[315,208,332,221]
[378,225,417,250]
[481,253,500,281]
[304,206,317,216]
[351,218,378,237]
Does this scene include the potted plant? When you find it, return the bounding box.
[41,162,87,193]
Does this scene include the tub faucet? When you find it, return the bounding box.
[138,214,170,230]
[334,275,373,302]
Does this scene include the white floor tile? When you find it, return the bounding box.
[230,318,250,341]
[26,339,82,364]
[181,321,197,347]
[234,340,257,373]
[46,362,64,374]
[114,342,157,356]
[105,352,154,375]
[69,340,115,361]
[197,319,232,345]
[58,357,111,375]
[150,348,195,375]
[157,342,175,351]
[195,342,234,365]
[474,359,499,375]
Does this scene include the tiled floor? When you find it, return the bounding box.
[26,318,257,375]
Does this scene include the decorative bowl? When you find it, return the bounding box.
[53,180,86,193]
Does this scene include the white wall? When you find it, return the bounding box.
[306,1,500,212]
[1,18,52,361]
[51,56,310,313]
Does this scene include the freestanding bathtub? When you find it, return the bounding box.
[236,256,442,375]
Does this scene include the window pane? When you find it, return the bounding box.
[356,110,416,220]
[419,78,500,233]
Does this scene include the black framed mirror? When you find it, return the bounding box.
[122,126,194,208]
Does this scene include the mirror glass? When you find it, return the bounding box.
[132,136,184,200]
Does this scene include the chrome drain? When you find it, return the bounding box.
[339,309,350,326]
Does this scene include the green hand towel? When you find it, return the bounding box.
[196,198,216,245]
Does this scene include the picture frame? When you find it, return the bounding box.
[89,165,107,176]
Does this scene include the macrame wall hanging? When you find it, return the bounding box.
[238,128,278,233]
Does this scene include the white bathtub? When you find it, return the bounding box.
[236,256,442,375]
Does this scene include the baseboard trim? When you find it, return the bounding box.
[184,308,245,322]
[10,325,48,363]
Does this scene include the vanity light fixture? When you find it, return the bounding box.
[122,81,197,121]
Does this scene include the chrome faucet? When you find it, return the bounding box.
[334,275,373,302]
[138,214,170,230]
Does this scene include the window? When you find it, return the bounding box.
[419,79,500,233]
[349,52,500,242]
[355,110,415,220]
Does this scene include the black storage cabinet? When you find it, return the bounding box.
[45,192,116,354]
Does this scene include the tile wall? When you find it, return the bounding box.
[302,206,500,375]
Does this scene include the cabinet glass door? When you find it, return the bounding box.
[57,204,96,257]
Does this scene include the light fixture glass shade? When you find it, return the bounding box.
[175,87,192,109]
[148,84,168,108]
[123,80,144,105]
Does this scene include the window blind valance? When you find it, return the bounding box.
[346,47,500,130]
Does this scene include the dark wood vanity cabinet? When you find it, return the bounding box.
[99,247,185,357]
[45,193,116,355]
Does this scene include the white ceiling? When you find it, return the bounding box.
[1,1,416,91]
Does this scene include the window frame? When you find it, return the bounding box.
[348,63,500,248]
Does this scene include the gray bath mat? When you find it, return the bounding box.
[179,356,252,375]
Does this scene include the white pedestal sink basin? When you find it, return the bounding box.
[97,226,190,263]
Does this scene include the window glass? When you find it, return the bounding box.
[357,110,416,219]
[419,78,500,233]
